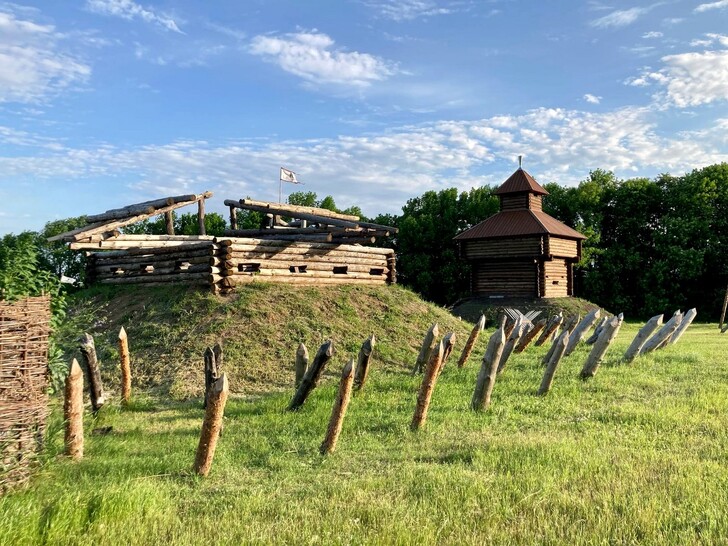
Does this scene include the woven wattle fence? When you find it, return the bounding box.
[0,295,51,493]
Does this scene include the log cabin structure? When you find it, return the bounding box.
[454,168,585,298]
[50,193,396,293]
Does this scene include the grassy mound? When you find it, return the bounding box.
[57,283,477,398]
[451,295,603,324]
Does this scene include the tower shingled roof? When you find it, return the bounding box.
[493,168,549,196]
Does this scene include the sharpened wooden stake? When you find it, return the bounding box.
[538,330,569,395]
[535,313,563,346]
[164,211,175,235]
[472,318,506,411]
[118,327,131,406]
[78,333,105,414]
[515,317,546,353]
[669,308,697,345]
[64,359,84,460]
[721,287,728,331]
[497,319,525,374]
[640,310,682,355]
[289,340,335,411]
[320,359,355,455]
[413,323,439,374]
[439,332,457,373]
[564,309,601,356]
[623,314,663,362]
[295,343,309,388]
[354,335,376,391]
[193,374,229,477]
[457,314,485,368]
[585,316,608,345]
[203,347,219,408]
[580,315,623,379]
[411,341,444,431]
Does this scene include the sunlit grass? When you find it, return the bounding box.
[2,323,727,545]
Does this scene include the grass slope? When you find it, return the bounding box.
[56,284,476,397]
[2,319,727,545]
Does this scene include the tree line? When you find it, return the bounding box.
[2,163,727,319]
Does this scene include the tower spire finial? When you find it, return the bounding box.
[518,155,523,169]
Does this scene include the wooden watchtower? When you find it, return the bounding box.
[454,167,586,298]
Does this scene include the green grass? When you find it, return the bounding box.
[3,322,727,545]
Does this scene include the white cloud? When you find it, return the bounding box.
[643,31,663,39]
[0,9,90,103]
[249,31,396,87]
[364,0,452,21]
[695,0,728,12]
[590,6,650,28]
[85,0,182,33]
[2,106,726,223]
[584,94,602,104]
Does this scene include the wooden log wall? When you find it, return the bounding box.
[472,260,537,297]
[540,258,570,298]
[461,237,542,260]
[545,237,579,259]
[85,236,396,292]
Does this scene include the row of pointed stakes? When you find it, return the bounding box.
[62,307,697,475]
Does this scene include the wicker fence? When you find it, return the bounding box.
[0,295,51,493]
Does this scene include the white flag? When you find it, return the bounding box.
[280,167,299,184]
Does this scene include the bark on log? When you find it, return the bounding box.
[580,315,623,379]
[564,309,601,356]
[471,320,506,411]
[226,201,360,229]
[514,317,547,353]
[320,359,355,455]
[456,314,485,368]
[78,333,105,413]
[669,308,697,345]
[238,198,360,222]
[119,327,131,406]
[353,335,375,391]
[535,313,563,346]
[537,330,569,395]
[85,194,199,223]
[164,211,175,235]
[193,374,229,477]
[640,310,683,355]
[623,314,663,362]
[64,359,84,460]
[288,340,335,410]
[412,323,439,375]
[295,343,309,388]
[197,199,206,236]
[229,206,238,230]
[203,347,220,409]
[410,341,444,431]
[224,228,336,237]
[497,319,524,374]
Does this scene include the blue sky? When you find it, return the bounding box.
[1,0,727,234]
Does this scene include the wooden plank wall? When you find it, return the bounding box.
[462,236,542,260]
[472,260,537,297]
[541,258,570,298]
[546,237,578,259]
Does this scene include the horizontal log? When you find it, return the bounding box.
[91,251,213,265]
[223,228,336,237]
[227,259,387,274]
[72,239,216,250]
[246,233,334,243]
[237,198,360,222]
[85,241,216,258]
[97,272,211,284]
[224,202,360,230]
[329,237,376,245]
[223,238,394,255]
[229,253,387,267]
[231,269,387,280]
[221,276,385,288]
[94,264,214,279]
[85,194,203,223]
[93,256,214,271]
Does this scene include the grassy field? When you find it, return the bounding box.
[2,320,727,545]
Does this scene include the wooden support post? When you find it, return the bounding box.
[564,309,601,356]
[288,340,335,411]
[410,341,444,431]
[457,314,486,368]
[320,359,355,455]
[515,317,546,353]
[535,313,563,346]
[721,286,728,331]
[203,347,219,408]
[538,330,569,395]
[353,335,376,391]
[580,315,623,379]
[64,359,84,460]
[623,314,663,362]
[193,374,229,477]
[640,310,683,355]
[471,318,506,411]
[497,319,524,374]
[118,327,131,406]
[669,308,697,345]
[295,343,309,388]
[78,333,105,414]
[439,332,456,373]
[165,211,175,235]
[412,323,439,375]
[197,199,206,235]
[229,205,238,230]
[585,316,608,345]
